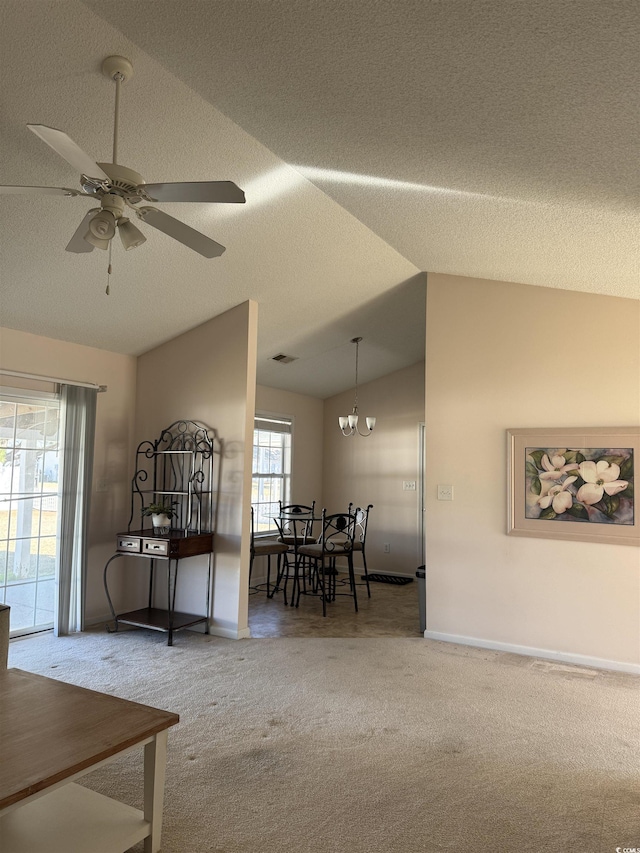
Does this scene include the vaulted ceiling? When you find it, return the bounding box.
[1,1,637,397]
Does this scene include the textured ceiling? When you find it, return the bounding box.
[1,0,638,398]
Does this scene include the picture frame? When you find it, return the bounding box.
[507,427,639,546]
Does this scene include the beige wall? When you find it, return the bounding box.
[0,327,138,622]
[135,301,258,639]
[425,274,640,669]
[323,361,425,576]
[255,385,324,506]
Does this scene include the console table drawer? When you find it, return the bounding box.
[142,538,169,557]
[117,536,141,553]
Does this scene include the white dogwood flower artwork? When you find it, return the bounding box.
[508,428,639,546]
[526,447,633,524]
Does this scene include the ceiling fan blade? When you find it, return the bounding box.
[136,207,226,258]
[28,125,109,182]
[141,181,246,204]
[0,185,86,197]
[65,209,100,253]
[0,185,83,196]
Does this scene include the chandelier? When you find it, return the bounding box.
[338,337,376,437]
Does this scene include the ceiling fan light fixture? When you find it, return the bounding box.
[86,209,116,244]
[2,55,245,266]
[84,228,110,250]
[118,217,146,250]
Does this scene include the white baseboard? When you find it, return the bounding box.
[424,630,640,675]
[208,625,251,640]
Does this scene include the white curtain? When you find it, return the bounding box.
[55,384,97,635]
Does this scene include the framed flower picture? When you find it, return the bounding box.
[507,427,639,546]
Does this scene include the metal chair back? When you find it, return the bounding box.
[318,510,356,554]
[348,503,373,548]
[347,503,373,597]
[278,501,317,542]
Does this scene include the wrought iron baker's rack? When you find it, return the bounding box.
[128,420,221,535]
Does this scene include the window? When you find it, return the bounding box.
[0,391,60,636]
[252,415,292,533]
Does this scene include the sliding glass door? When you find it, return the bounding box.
[0,392,60,635]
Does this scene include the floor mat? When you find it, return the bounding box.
[364,574,413,585]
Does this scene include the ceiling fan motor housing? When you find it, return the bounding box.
[82,163,146,200]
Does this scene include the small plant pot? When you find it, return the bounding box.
[151,513,171,535]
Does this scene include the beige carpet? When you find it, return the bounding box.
[8,628,640,853]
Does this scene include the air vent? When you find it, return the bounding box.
[272,353,297,364]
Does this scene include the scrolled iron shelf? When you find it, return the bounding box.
[104,420,222,646]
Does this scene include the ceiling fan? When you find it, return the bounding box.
[0,56,245,258]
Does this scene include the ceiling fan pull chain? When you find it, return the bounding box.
[106,242,113,295]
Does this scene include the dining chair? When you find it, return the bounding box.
[348,503,373,598]
[276,502,318,599]
[297,510,358,617]
[277,501,317,545]
[272,515,309,606]
[249,507,289,597]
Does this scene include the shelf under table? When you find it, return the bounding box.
[0,782,149,853]
[116,606,207,632]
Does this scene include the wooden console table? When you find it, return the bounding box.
[0,668,179,853]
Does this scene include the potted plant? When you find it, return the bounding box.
[142,501,177,534]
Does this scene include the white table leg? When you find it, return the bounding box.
[143,729,168,853]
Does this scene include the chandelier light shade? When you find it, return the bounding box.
[339,337,376,437]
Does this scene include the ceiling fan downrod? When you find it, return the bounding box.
[102,56,133,166]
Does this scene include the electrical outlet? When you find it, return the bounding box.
[403,480,416,491]
[437,484,453,501]
[383,543,390,553]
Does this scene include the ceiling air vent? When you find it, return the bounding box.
[272,353,297,364]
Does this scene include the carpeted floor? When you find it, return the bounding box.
[7,627,640,853]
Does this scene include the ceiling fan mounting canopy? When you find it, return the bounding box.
[0,55,246,259]
[102,55,133,83]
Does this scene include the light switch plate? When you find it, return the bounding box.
[437,484,453,501]
[403,480,416,491]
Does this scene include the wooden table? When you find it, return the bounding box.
[0,668,179,853]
